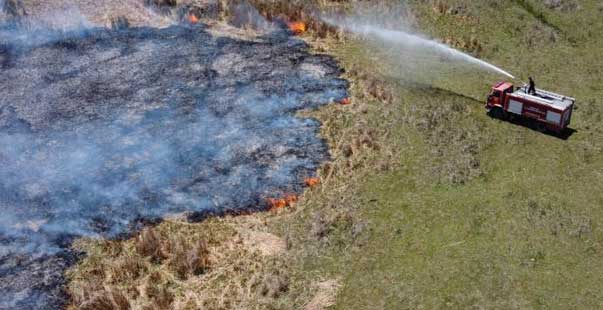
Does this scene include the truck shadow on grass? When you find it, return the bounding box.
[488,110,577,140]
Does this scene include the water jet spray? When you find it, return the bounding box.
[322,17,516,79]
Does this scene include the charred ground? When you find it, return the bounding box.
[2,0,603,309]
[0,18,347,309]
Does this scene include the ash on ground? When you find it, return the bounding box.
[0,18,347,309]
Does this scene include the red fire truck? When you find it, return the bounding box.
[486,82,575,133]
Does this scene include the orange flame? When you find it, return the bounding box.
[285,194,298,205]
[267,194,298,212]
[339,98,351,105]
[287,22,307,35]
[268,198,287,210]
[188,14,199,24]
[304,177,320,187]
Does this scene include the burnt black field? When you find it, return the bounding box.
[0,23,347,309]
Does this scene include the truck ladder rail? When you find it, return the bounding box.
[519,85,576,103]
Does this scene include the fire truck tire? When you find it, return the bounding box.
[490,107,505,120]
[536,122,547,132]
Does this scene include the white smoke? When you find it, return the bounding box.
[229,0,276,32]
[26,6,93,31]
[0,5,95,48]
[0,5,348,307]
[0,23,348,258]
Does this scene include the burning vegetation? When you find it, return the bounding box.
[187,13,200,24]
[287,21,306,34]
[304,177,321,187]
[339,97,352,105]
[239,0,343,39]
[46,1,603,310]
[0,1,349,307]
[267,194,298,212]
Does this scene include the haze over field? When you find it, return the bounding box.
[1,0,602,309]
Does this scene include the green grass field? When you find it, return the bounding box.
[287,0,603,308]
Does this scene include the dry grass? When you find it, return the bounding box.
[68,215,317,309]
[144,0,178,8]
[65,1,400,309]
[235,0,349,39]
[1,0,27,18]
[66,24,383,310]
[134,227,165,262]
[16,0,223,28]
[304,279,340,310]
[109,15,130,29]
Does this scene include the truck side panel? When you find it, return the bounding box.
[508,99,523,114]
[546,111,561,124]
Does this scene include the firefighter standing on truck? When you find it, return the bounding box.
[528,77,536,95]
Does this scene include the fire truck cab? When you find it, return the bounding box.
[486,81,575,133]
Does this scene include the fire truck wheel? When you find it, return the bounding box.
[490,107,505,120]
[536,122,547,133]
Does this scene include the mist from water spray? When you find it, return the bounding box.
[323,17,515,79]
